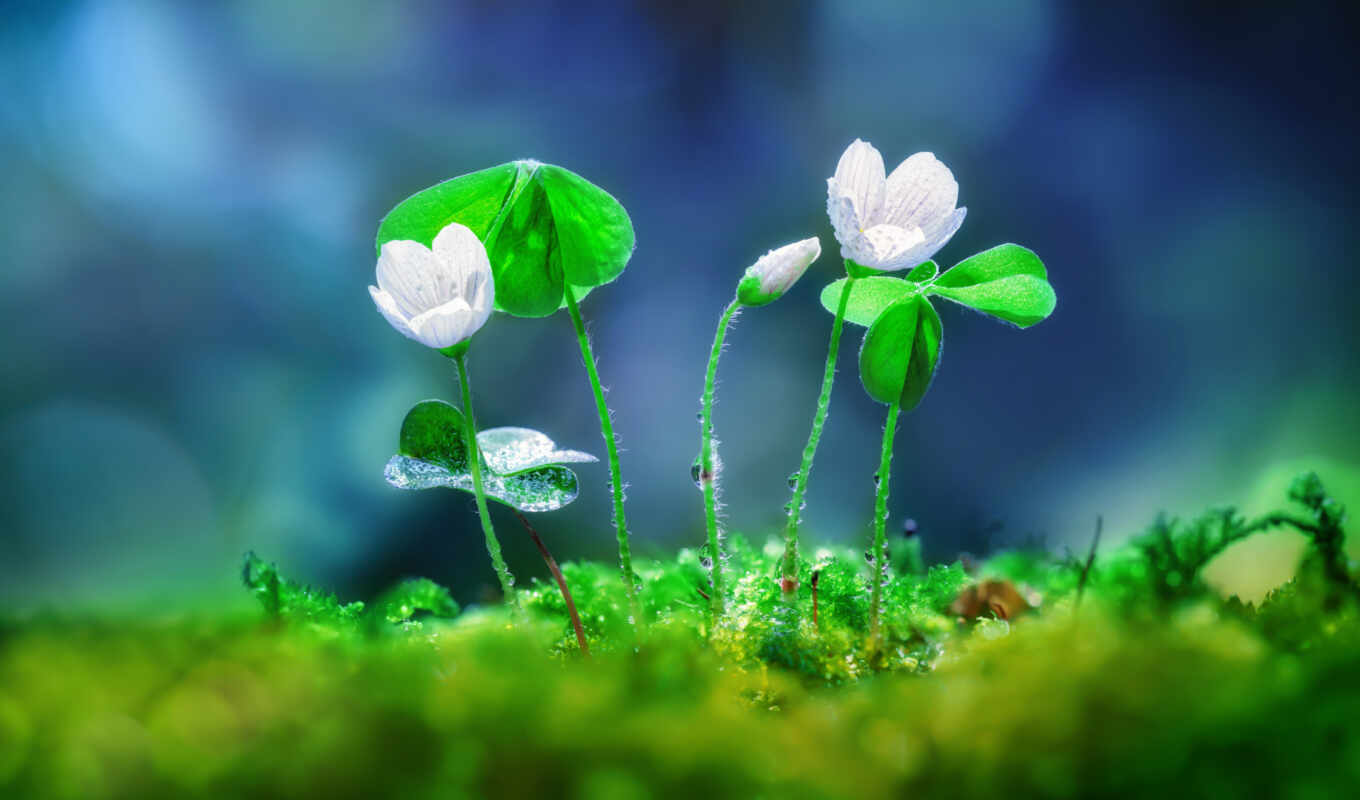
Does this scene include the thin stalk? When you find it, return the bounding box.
[811,570,821,629]
[563,285,642,623]
[1075,516,1103,609]
[699,298,742,618]
[781,274,857,596]
[515,511,590,658]
[868,398,900,647]
[453,352,519,612]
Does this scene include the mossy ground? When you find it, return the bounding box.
[2,474,1358,799]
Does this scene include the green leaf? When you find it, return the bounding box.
[375,163,518,251]
[537,164,635,288]
[397,400,472,474]
[385,456,585,513]
[476,426,598,475]
[858,296,943,410]
[820,273,922,327]
[485,172,565,317]
[387,400,596,512]
[904,261,939,283]
[375,161,633,318]
[930,244,1055,328]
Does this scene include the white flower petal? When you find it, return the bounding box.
[408,297,477,349]
[370,286,419,342]
[883,152,959,234]
[376,239,448,318]
[832,139,886,229]
[430,222,495,315]
[919,206,967,260]
[826,183,861,245]
[847,224,927,271]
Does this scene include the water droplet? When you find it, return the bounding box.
[690,456,704,489]
[787,473,799,489]
[696,412,703,422]
[864,549,875,564]
[902,518,918,538]
[872,472,881,488]
[700,557,713,570]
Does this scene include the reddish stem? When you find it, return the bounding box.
[515,511,590,658]
[811,570,821,629]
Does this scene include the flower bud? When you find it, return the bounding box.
[737,236,821,307]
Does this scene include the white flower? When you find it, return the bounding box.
[737,236,822,306]
[369,222,495,350]
[826,139,966,272]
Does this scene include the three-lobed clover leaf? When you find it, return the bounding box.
[376,160,635,318]
[858,295,943,410]
[928,244,1055,328]
[384,400,597,513]
[823,245,1055,409]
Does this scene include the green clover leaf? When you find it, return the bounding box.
[857,295,943,410]
[376,160,633,318]
[928,244,1056,328]
[384,400,597,513]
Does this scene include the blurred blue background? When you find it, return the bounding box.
[2,0,1357,610]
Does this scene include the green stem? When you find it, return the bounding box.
[563,285,641,621]
[453,351,519,612]
[699,298,742,618]
[781,274,857,595]
[868,398,900,647]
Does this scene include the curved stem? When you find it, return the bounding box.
[699,298,742,618]
[563,285,642,623]
[515,511,590,658]
[868,397,900,647]
[453,352,519,612]
[781,274,857,596]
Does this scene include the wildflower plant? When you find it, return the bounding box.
[808,139,1058,642]
[697,237,821,618]
[377,160,642,618]
[780,140,978,596]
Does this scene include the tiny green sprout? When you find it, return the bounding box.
[781,139,968,598]
[698,238,821,619]
[377,160,642,619]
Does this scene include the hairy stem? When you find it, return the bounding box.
[453,352,519,612]
[699,298,742,618]
[515,511,590,657]
[868,397,900,647]
[563,285,641,623]
[781,274,857,596]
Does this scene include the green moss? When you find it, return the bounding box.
[1,474,1356,798]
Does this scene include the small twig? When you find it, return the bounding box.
[1076,515,1102,608]
[811,570,821,629]
[695,585,711,601]
[514,511,590,658]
